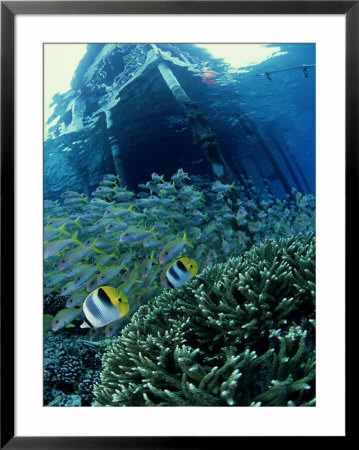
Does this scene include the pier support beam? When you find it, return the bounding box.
[244,118,293,197]
[272,138,306,194]
[105,110,127,187]
[157,60,237,186]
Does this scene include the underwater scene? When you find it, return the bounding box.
[44,43,315,407]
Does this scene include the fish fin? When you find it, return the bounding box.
[58,223,71,236]
[80,195,89,204]
[183,233,194,248]
[74,217,83,229]
[131,267,143,284]
[150,250,159,264]
[71,231,83,246]
[80,321,91,329]
[89,240,107,255]
[112,251,120,260]
[149,226,157,240]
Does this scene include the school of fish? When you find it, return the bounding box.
[44,168,315,337]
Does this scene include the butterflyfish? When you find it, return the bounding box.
[80,286,129,329]
[165,257,198,289]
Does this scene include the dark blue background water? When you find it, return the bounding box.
[230,43,315,195]
[44,43,315,200]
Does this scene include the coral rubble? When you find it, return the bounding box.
[44,330,112,406]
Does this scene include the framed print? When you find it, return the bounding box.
[1,1,354,447]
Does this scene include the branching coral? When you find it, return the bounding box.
[93,233,315,406]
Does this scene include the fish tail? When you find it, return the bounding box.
[150,250,158,263]
[183,233,194,248]
[150,250,159,265]
[89,240,107,255]
[112,252,120,260]
[132,273,143,285]
[58,223,71,236]
[74,217,83,229]
[71,231,83,246]
[149,226,157,240]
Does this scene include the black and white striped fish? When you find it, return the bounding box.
[80,286,129,329]
[165,257,198,289]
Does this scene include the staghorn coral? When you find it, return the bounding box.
[93,233,315,406]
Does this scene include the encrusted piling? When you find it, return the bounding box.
[245,118,293,197]
[105,110,127,187]
[156,60,237,187]
[273,138,306,194]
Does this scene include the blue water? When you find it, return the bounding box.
[229,43,315,194]
[44,43,315,200]
[43,43,316,407]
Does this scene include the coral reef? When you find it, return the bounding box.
[93,233,315,407]
[44,292,67,316]
[44,330,112,406]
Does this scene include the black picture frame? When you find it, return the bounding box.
[1,1,353,448]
